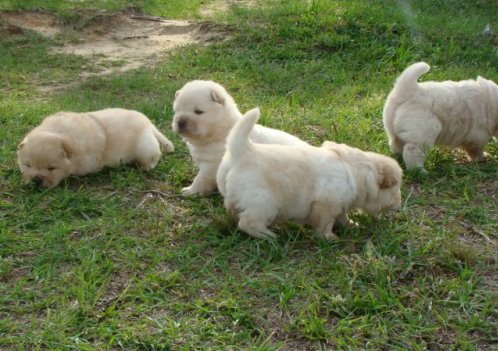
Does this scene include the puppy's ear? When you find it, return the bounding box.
[61,140,74,159]
[17,141,25,150]
[378,165,398,189]
[210,88,226,105]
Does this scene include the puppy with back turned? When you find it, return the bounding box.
[383,62,498,172]
[216,108,402,240]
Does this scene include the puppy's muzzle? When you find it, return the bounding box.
[32,176,43,186]
[177,118,188,131]
[174,117,191,135]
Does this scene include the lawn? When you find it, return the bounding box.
[0,0,497,350]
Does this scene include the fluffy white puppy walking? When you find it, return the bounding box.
[216,108,402,240]
[172,80,307,196]
[383,62,498,172]
[18,108,174,187]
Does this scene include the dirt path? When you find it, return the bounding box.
[0,9,227,80]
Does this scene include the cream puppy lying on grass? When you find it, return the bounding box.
[18,108,174,187]
[383,61,498,172]
[216,108,403,240]
[172,80,307,197]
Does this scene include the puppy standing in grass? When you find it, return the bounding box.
[216,108,402,240]
[18,108,174,187]
[172,80,307,197]
[383,62,498,172]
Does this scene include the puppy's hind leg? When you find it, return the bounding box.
[388,136,404,155]
[238,208,278,240]
[308,203,341,240]
[462,143,489,162]
[403,142,432,172]
[337,213,358,228]
[400,119,441,172]
[135,130,162,170]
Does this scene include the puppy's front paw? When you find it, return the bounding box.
[181,186,199,197]
[408,167,428,175]
[475,152,492,162]
[325,232,339,240]
[337,214,357,229]
[181,183,217,197]
[344,219,359,228]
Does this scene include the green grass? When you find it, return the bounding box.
[0,0,204,18]
[1,0,497,349]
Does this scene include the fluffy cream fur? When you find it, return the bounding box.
[216,108,402,240]
[18,108,174,187]
[321,141,403,218]
[172,80,307,197]
[383,61,498,172]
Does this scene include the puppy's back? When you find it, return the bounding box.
[322,141,402,206]
[36,111,105,142]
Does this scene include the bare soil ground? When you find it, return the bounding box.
[0,9,229,79]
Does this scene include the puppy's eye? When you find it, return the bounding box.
[47,166,56,171]
[24,164,31,168]
[194,109,204,115]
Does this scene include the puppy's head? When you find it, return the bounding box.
[172,80,238,142]
[364,154,403,214]
[477,76,498,135]
[17,132,73,187]
[322,141,402,214]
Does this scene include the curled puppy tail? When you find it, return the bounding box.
[392,61,430,98]
[226,107,259,159]
[153,127,175,153]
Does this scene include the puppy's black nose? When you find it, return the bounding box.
[177,119,187,130]
[32,176,43,186]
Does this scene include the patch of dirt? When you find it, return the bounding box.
[0,10,60,37]
[0,9,229,86]
[54,14,227,77]
[0,21,24,37]
[481,269,498,295]
[476,179,498,202]
[94,270,133,314]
